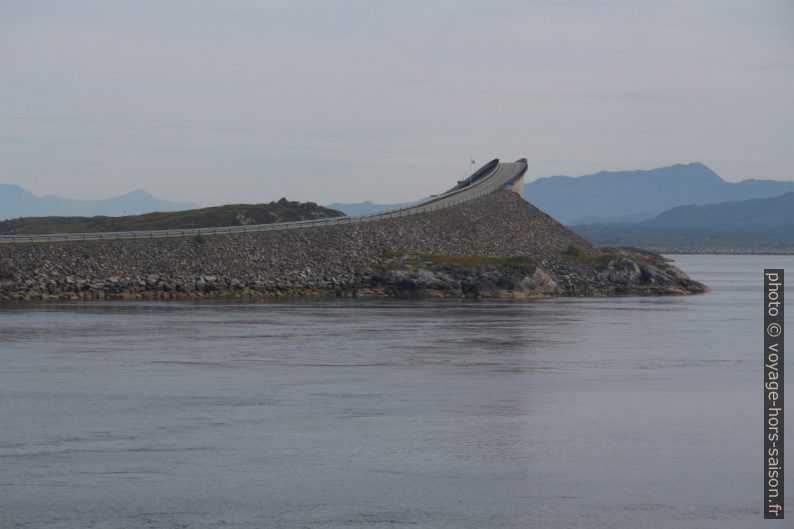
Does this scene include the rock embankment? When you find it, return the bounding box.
[0,191,707,301]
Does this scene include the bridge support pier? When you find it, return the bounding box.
[508,174,524,196]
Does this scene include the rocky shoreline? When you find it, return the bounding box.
[0,191,707,301]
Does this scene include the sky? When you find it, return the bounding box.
[1,0,792,206]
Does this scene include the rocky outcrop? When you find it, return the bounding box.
[0,190,707,301]
[358,254,559,298]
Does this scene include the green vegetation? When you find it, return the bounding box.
[373,252,536,274]
[565,253,616,268]
[0,200,345,235]
[193,232,206,244]
[561,244,582,257]
[559,248,661,269]
[415,254,535,268]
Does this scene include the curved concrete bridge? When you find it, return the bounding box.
[0,158,527,244]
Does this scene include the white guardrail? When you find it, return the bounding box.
[0,159,528,244]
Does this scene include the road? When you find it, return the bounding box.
[0,159,527,243]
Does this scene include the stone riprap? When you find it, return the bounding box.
[0,191,706,300]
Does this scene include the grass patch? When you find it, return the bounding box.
[561,244,582,257]
[559,249,662,269]
[567,254,617,268]
[373,252,536,274]
[193,232,207,244]
[416,254,535,268]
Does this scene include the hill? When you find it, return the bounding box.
[523,163,794,225]
[0,199,344,234]
[0,184,199,220]
[573,192,794,252]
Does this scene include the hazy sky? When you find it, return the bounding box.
[1,0,792,206]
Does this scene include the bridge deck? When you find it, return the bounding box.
[0,159,528,243]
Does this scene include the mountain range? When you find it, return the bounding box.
[0,184,198,221]
[524,163,794,225]
[4,162,793,252]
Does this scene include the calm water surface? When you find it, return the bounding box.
[1,255,792,528]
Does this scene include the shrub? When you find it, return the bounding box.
[562,244,582,256]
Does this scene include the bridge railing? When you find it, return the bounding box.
[0,160,526,244]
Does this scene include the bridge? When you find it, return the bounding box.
[0,158,527,244]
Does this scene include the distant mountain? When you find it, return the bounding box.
[572,192,794,252]
[0,184,199,221]
[571,213,655,224]
[325,200,410,217]
[645,192,794,230]
[0,198,344,235]
[524,163,794,225]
